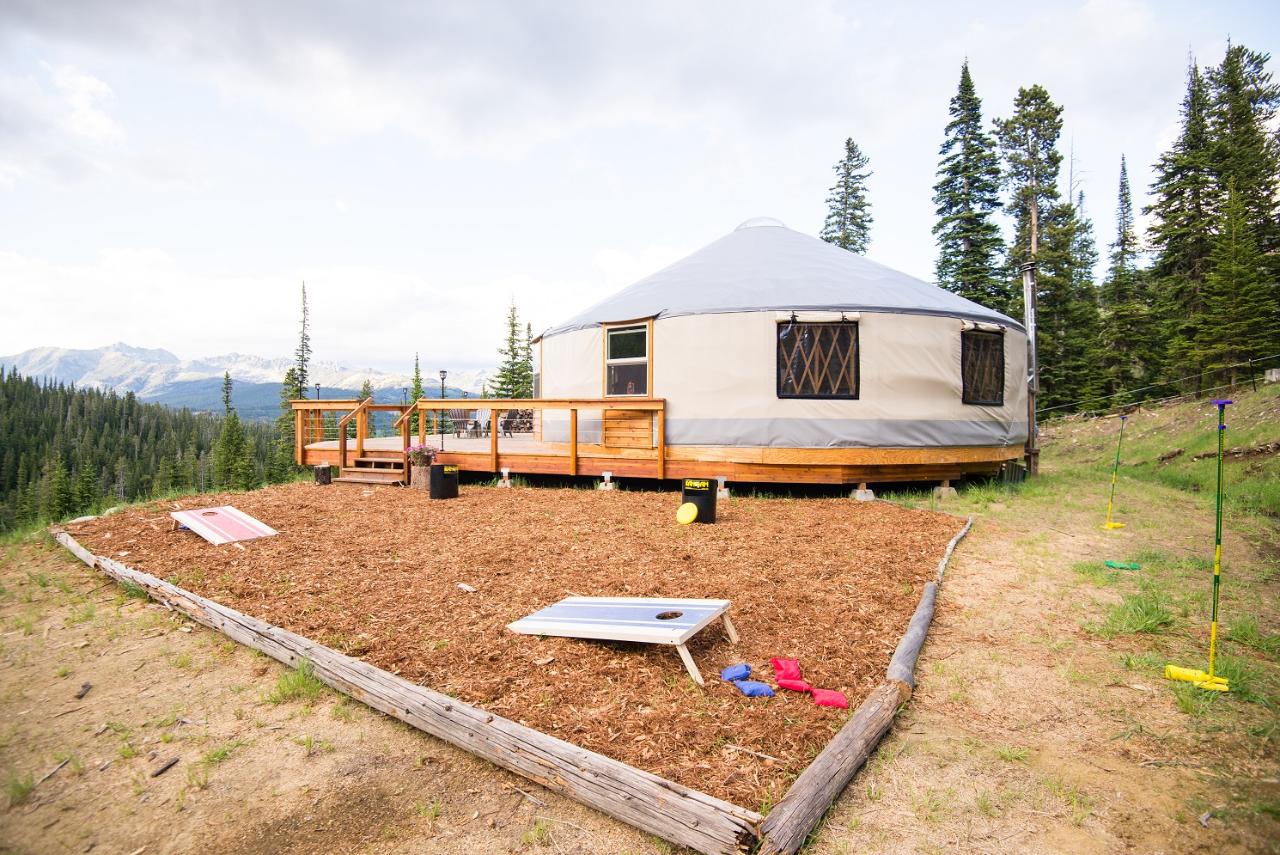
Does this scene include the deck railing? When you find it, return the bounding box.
[294,397,668,478]
[399,398,667,478]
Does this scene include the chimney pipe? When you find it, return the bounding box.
[1021,261,1040,475]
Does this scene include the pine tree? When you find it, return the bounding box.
[73,463,98,513]
[221,372,233,414]
[1196,182,1279,384]
[820,138,873,253]
[409,354,424,434]
[359,378,374,401]
[294,282,312,392]
[272,366,300,480]
[1146,60,1216,389]
[1206,43,1280,325]
[44,459,72,521]
[522,322,536,398]
[995,84,1065,318]
[490,303,528,398]
[933,62,1008,312]
[1098,156,1156,398]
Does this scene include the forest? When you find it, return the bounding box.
[822,42,1280,412]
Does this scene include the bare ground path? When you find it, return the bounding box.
[2,459,1277,853]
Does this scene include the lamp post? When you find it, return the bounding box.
[314,383,321,400]
[439,370,448,450]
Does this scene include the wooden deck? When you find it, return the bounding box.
[293,398,1019,486]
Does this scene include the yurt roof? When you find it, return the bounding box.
[541,218,1023,339]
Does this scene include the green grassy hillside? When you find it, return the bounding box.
[1042,383,1280,517]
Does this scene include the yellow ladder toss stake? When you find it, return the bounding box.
[1164,400,1232,693]
[1103,414,1128,530]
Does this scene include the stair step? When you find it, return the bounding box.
[353,457,404,468]
[339,468,403,482]
[334,476,405,486]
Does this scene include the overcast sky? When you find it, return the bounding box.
[1,1,1275,373]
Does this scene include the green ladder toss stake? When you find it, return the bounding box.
[1102,414,1128,530]
[1164,400,1232,692]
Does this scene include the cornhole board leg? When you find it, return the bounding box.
[722,614,740,644]
[676,643,705,686]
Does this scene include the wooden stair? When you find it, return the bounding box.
[335,454,406,486]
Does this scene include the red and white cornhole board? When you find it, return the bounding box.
[170,506,278,545]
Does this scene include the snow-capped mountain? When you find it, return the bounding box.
[1,343,490,417]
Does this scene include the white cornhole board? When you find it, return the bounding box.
[170,506,278,546]
[507,596,739,686]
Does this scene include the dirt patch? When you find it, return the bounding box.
[65,483,963,808]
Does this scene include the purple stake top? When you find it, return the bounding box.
[1212,399,1233,406]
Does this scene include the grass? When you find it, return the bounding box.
[415,798,442,822]
[1227,615,1280,655]
[293,734,335,756]
[6,770,35,806]
[1044,777,1094,826]
[202,739,246,765]
[994,744,1028,762]
[1090,584,1175,637]
[521,818,552,847]
[265,660,327,704]
[119,579,148,599]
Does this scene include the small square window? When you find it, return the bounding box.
[605,325,648,396]
[961,329,1004,405]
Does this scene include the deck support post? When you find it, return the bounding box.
[656,406,666,480]
[490,410,501,473]
[569,408,578,476]
[853,482,875,502]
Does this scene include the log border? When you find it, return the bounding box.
[51,530,760,855]
[53,512,974,855]
[756,515,973,855]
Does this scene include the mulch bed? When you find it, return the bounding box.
[66,483,964,807]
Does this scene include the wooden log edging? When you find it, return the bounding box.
[51,530,761,855]
[757,515,974,855]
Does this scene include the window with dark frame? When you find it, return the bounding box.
[776,321,859,399]
[605,325,648,396]
[961,329,1004,405]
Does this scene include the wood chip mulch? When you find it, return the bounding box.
[67,483,964,808]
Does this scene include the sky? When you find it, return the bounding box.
[1,0,1276,374]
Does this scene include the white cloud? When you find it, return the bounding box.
[46,62,124,144]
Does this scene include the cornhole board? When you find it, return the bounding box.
[507,596,738,686]
[169,506,278,546]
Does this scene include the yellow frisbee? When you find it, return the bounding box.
[676,502,699,525]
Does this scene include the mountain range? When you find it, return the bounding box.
[1,343,490,420]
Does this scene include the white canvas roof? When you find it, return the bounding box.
[542,218,1023,339]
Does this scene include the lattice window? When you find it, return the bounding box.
[776,322,859,399]
[961,329,1004,405]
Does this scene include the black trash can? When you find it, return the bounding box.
[681,478,716,523]
[429,463,459,499]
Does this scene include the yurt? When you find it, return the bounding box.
[535,217,1028,485]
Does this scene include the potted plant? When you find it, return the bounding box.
[406,443,438,490]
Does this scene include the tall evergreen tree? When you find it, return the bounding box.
[409,354,424,434]
[995,84,1064,319]
[820,138,873,253]
[491,303,531,398]
[1146,60,1217,388]
[932,62,1008,312]
[523,323,536,398]
[294,282,312,392]
[1099,156,1157,398]
[1196,182,1279,384]
[220,371,233,414]
[272,366,300,480]
[1206,43,1280,320]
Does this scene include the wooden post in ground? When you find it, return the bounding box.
[490,410,500,472]
[569,408,578,476]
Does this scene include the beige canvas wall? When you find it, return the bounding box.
[540,311,1028,448]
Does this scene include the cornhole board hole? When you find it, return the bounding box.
[507,596,738,686]
[170,506,278,546]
